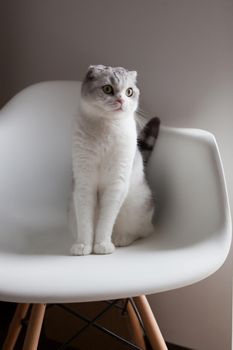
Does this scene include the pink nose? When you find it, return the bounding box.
[116,98,123,105]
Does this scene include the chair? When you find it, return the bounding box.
[0,81,231,350]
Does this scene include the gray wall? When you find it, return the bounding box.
[1,1,233,349]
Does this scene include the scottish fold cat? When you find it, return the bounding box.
[70,65,155,255]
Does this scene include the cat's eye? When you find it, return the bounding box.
[102,85,114,95]
[126,87,133,97]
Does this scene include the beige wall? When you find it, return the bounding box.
[1,1,233,349]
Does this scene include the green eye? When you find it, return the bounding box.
[102,85,114,95]
[126,87,133,97]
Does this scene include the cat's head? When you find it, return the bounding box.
[81,65,139,117]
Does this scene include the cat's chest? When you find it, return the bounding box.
[73,118,137,172]
[97,132,125,157]
[99,124,136,160]
[87,120,136,156]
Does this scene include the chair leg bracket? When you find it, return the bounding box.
[2,296,167,350]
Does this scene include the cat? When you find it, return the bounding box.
[70,65,156,255]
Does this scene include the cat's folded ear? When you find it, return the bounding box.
[128,70,138,83]
[86,65,106,80]
[85,65,97,81]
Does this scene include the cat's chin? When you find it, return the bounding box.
[107,107,133,116]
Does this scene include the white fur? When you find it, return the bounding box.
[112,149,154,247]
[70,66,154,255]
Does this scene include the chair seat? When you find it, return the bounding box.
[0,81,231,304]
[0,229,229,304]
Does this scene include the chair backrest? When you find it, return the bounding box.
[0,81,231,253]
[0,82,80,246]
[147,126,231,247]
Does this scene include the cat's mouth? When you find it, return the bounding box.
[104,103,125,113]
[114,103,124,112]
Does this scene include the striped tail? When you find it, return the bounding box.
[138,117,160,163]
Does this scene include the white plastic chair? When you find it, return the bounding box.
[0,82,231,350]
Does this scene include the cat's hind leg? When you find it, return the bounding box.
[112,184,155,247]
[113,232,142,247]
[112,218,154,247]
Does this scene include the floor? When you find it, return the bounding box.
[0,301,191,350]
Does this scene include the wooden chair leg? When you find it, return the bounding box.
[133,295,168,350]
[3,303,30,350]
[22,304,46,350]
[127,300,147,350]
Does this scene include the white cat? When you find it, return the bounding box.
[70,65,154,255]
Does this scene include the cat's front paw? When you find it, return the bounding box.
[113,234,138,247]
[70,243,92,256]
[93,241,115,255]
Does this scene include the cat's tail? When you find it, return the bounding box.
[137,116,161,164]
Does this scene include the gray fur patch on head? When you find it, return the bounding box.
[81,65,139,115]
[84,65,137,83]
[85,65,107,81]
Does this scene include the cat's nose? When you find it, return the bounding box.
[116,98,124,105]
